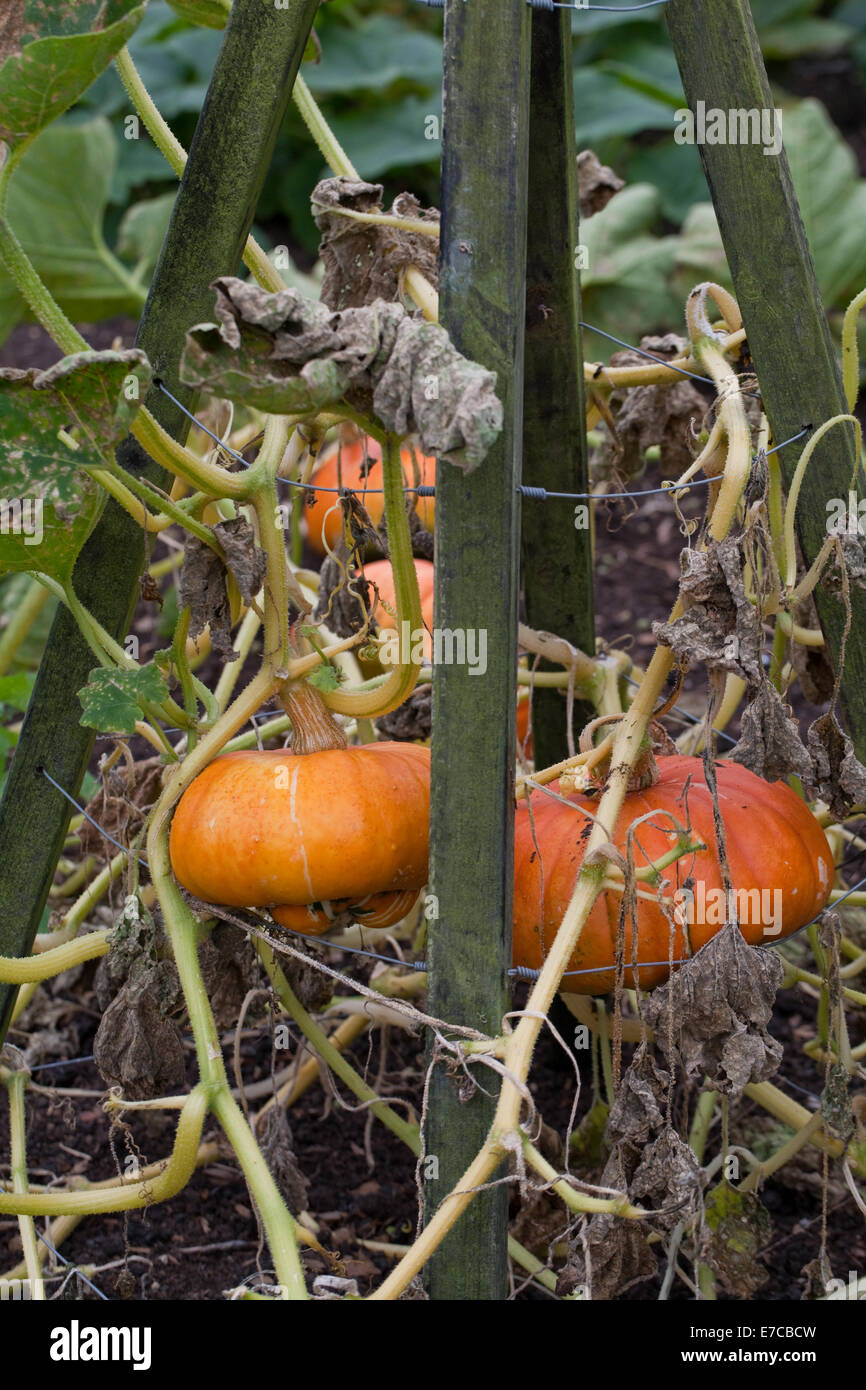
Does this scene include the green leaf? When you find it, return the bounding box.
[625,139,707,224]
[0,0,146,148]
[306,663,341,693]
[580,185,681,359]
[595,39,684,109]
[0,671,34,709]
[750,0,821,26]
[116,191,177,282]
[669,99,866,311]
[759,18,852,56]
[784,98,866,305]
[305,15,442,96]
[0,117,147,344]
[78,662,169,734]
[0,349,151,582]
[574,68,677,147]
[329,94,442,180]
[165,0,230,29]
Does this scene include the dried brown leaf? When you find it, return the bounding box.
[577,150,624,218]
[312,177,439,311]
[566,1145,657,1299]
[256,1104,310,1213]
[78,757,164,858]
[807,711,866,817]
[180,278,502,473]
[93,960,184,1101]
[375,684,432,742]
[606,1042,670,1148]
[642,923,783,1097]
[653,536,763,683]
[212,516,266,606]
[630,1128,702,1231]
[729,679,812,783]
[179,535,235,659]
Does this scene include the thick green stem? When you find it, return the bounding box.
[258,943,420,1153]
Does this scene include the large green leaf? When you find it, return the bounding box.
[329,94,442,180]
[671,100,866,311]
[580,185,681,358]
[305,14,442,96]
[573,68,678,148]
[784,99,866,305]
[0,349,150,582]
[759,18,852,56]
[0,118,146,345]
[0,0,145,148]
[116,191,177,284]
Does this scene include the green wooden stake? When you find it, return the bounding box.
[666,0,866,759]
[423,0,531,1301]
[0,0,319,1045]
[521,6,596,769]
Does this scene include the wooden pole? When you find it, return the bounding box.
[0,0,320,1044]
[666,0,866,758]
[423,0,531,1300]
[521,5,596,769]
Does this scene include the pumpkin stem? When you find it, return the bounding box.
[279,631,349,754]
[579,714,662,793]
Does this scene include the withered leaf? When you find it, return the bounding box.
[822,1061,855,1145]
[93,960,184,1101]
[198,923,265,1030]
[376,684,432,742]
[701,1182,771,1296]
[566,1144,657,1299]
[280,936,334,1013]
[180,278,502,473]
[577,150,625,219]
[313,549,373,639]
[256,1104,310,1213]
[807,711,866,817]
[312,177,439,311]
[179,535,235,659]
[212,516,266,605]
[801,1253,835,1300]
[653,536,763,684]
[596,377,708,482]
[642,923,783,1097]
[729,678,812,783]
[78,757,164,859]
[606,1042,670,1149]
[630,1128,702,1231]
[825,532,866,592]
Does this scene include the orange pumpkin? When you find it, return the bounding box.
[513,755,833,995]
[364,557,434,662]
[305,436,436,554]
[169,744,430,935]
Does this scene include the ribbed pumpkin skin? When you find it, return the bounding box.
[169,744,430,913]
[271,889,420,936]
[305,438,436,554]
[513,755,833,995]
